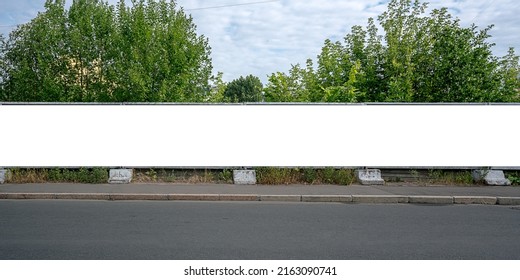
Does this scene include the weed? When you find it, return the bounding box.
[303,169,317,184]
[145,169,158,182]
[321,168,336,184]
[387,177,402,183]
[506,172,520,185]
[256,167,301,185]
[7,168,47,183]
[162,170,177,182]
[427,170,473,185]
[7,168,108,184]
[256,167,354,186]
[91,168,108,183]
[218,169,233,183]
[333,169,355,185]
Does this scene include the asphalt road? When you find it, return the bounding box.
[1,200,519,260]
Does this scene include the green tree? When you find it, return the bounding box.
[316,39,361,102]
[111,0,212,102]
[265,0,519,103]
[1,0,213,102]
[2,0,69,101]
[496,48,520,101]
[66,0,116,101]
[206,72,227,102]
[223,75,263,103]
[0,34,6,100]
[264,61,318,102]
[346,18,385,102]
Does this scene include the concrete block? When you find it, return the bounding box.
[453,196,497,205]
[302,195,352,203]
[472,170,511,186]
[356,169,385,185]
[108,169,133,184]
[497,197,520,205]
[0,169,7,184]
[408,196,454,204]
[352,195,408,204]
[260,195,302,202]
[169,194,220,201]
[219,194,260,201]
[233,170,257,185]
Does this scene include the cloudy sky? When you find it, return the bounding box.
[1,0,519,83]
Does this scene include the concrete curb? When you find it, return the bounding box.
[2,193,520,205]
[260,195,302,202]
[352,195,408,204]
[408,196,454,204]
[497,197,520,205]
[301,195,352,203]
[453,196,497,205]
[170,194,219,201]
[219,194,260,201]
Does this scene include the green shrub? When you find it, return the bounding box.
[333,169,355,185]
[256,167,301,185]
[218,169,233,183]
[321,168,336,184]
[90,168,108,183]
[506,172,520,185]
[303,169,317,184]
[256,167,354,185]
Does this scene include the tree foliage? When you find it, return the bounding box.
[265,0,520,103]
[223,75,263,103]
[0,0,212,102]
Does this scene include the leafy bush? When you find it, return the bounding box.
[506,172,520,185]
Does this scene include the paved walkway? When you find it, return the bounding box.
[1,183,519,205]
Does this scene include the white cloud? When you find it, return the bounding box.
[1,0,519,83]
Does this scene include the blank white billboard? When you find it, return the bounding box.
[0,104,518,167]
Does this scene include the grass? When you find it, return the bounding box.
[132,169,233,184]
[4,168,234,184]
[6,168,108,184]
[426,170,474,185]
[4,167,511,186]
[256,167,356,185]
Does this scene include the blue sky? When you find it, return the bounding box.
[1,0,519,83]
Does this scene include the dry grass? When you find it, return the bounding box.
[6,169,48,183]
[425,170,475,185]
[132,169,232,184]
[256,167,356,185]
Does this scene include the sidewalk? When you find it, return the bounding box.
[1,183,520,205]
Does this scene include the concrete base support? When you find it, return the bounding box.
[0,169,7,184]
[472,170,511,186]
[356,169,385,185]
[233,170,257,185]
[108,169,133,184]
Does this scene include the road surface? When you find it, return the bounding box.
[1,200,519,259]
